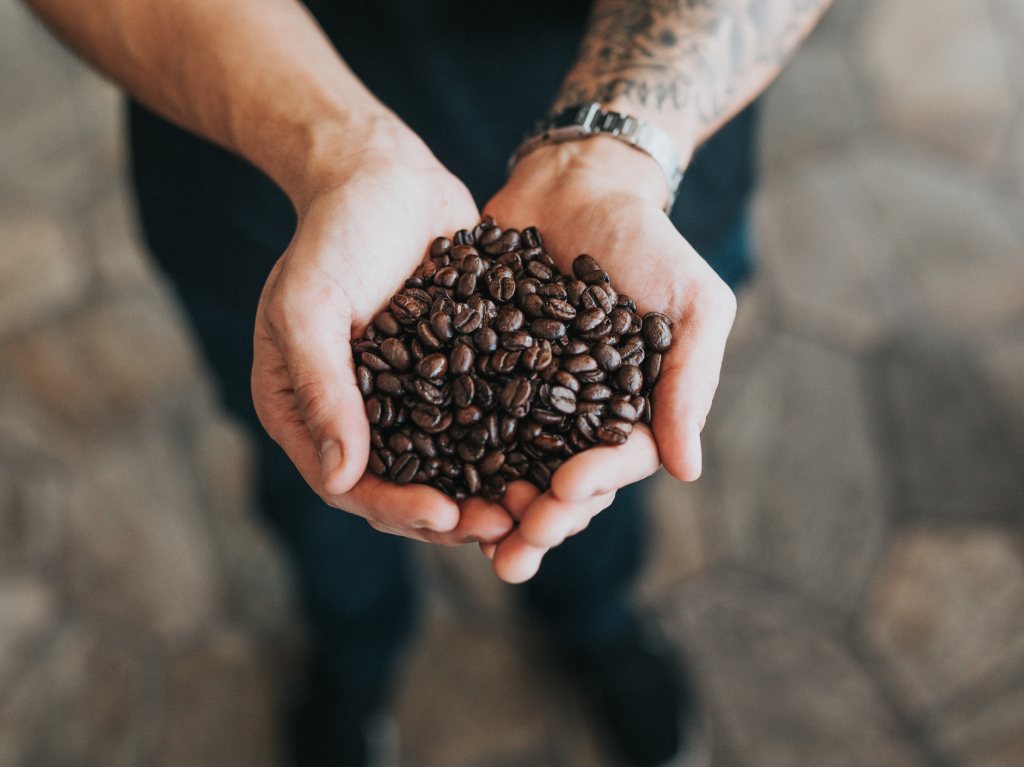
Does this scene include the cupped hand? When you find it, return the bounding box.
[481,137,737,582]
[252,149,513,546]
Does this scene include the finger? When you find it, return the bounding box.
[260,268,371,497]
[491,531,548,584]
[341,474,460,534]
[548,425,660,503]
[653,279,736,481]
[420,497,514,545]
[503,480,542,522]
[517,490,617,548]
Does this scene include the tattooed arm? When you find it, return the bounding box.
[556,0,833,168]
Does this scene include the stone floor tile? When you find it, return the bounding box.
[856,148,1024,335]
[0,295,202,432]
[858,0,1015,172]
[700,334,887,614]
[928,673,1024,767]
[66,422,222,647]
[669,571,928,767]
[0,466,65,574]
[863,529,1024,715]
[0,621,160,767]
[86,186,161,293]
[871,336,1024,526]
[160,629,283,767]
[760,42,867,172]
[0,214,89,338]
[395,602,614,767]
[0,576,58,689]
[754,154,898,352]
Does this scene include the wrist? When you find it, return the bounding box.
[267,107,439,213]
[507,136,673,211]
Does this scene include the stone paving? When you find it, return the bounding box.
[1,0,1022,766]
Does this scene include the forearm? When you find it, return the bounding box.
[25,0,426,206]
[554,0,832,165]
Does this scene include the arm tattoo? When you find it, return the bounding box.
[556,0,832,126]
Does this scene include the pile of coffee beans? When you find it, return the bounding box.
[351,218,673,500]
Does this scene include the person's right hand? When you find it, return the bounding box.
[252,136,514,547]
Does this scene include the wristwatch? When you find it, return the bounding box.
[508,103,685,215]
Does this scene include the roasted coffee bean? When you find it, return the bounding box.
[390,453,420,484]
[455,405,482,426]
[642,312,673,352]
[430,236,452,258]
[468,326,495,354]
[597,418,633,446]
[608,307,632,335]
[388,431,414,454]
[501,330,534,350]
[482,475,507,500]
[411,378,444,404]
[522,226,542,248]
[415,320,442,350]
[451,375,475,408]
[458,440,485,464]
[564,354,599,375]
[581,285,614,313]
[617,364,644,395]
[526,260,554,280]
[531,408,564,427]
[377,372,405,396]
[488,275,516,302]
[453,307,483,334]
[455,272,476,299]
[494,305,525,333]
[449,343,475,375]
[534,433,565,453]
[484,229,520,255]
[463,464,482,494]
[415,353,448,380]
[500,415,518,443]
[373,312,401,337]
[490,348,520,374]
[410,431,437,458]
[368,450,387,476]
[521,341,554,371]
[619,337,646,366]
[378,338,410,372]
[433,266,459,288]
[609,396,639,423]
[521,292,545,318]
[549,385,577,414]
[459,253,485,276]
[543,298,576,321]
[531,318,566,340]
[429,311,455,343]
[500,377,532,417]
[553,370,580,393]
[356,366,374,397]
[643,352,663,386]
[479,450,506,477]
[592,343,622,372]
[519,420,543,442]
[580,383,612,402]
[361,352,391,373]
[575,308,607,332]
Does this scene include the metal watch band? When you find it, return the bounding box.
[508,103,685,214]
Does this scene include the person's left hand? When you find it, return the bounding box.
[480,137,737,582]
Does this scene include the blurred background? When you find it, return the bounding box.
[2,0,1023,765]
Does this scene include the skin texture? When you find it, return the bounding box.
[25,0,831,581]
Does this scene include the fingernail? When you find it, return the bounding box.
[319,439,342,485]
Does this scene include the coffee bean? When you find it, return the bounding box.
[572,254,600,280]
[521,293,545,318]
[388,431,414,454]
[356,366,374,397]
[484,229,520,255]
[526,260,554,280]
[609,396,639,423]
[430,236,452,258]
[619,337,646,367]
[592,343,622,372]
[377,372,405,396]
[581,285,614,313]
[377,338,409,372]
[500,377,532,417]
[643,352,663,386]
[501,330,534,350]
[494,305,524,333]
[479,450,506,476]
[415,353,448,380]
[575,308,607,332]
[534,433,565,452]
[390,294,427,322]
[522,226,542,248]
[530,318,566,340]
[580,383,612,402]
[641,312,673,352]
[482,475,507,500]
[543,298,576,321]
[463,464,482,494]
[488,275,516,302]
[410,430,437,458]
[553,370,580,393]
[521,341,554,371]
[361,352,391,373]
[549,385,577,414]
[374,312,401,337]
[411,377,444,404]
[368,449,387,476]
[617,365,643,395]
[390,453,420,484]
[449,343,475,376]
[452,375,475,408]
[490,348,520,374]
[564,354,599,375]
[453,307,483,334]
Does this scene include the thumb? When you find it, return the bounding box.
[256,294,370,498]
